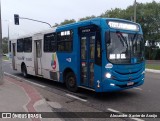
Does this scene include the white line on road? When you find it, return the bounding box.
[66,93,87,102]
[107,108,145,121]
[4,72,46,88]
[107,108,120,112]
[131,118,145,121]
[134,87,143,91]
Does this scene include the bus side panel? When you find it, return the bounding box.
[16,40,35,76]
[56,29,80,85]
[16,52,24,73]
[23,52,35,76]
[56,52,78,83]
[41,53,54,79]
[41,52,61,81]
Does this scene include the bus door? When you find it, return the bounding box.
[80,32,101,89]
[12,43,17,70]
[34,40,42,75]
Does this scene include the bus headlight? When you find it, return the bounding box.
[106,73,111,78]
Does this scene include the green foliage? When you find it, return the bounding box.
[2,37,8,54]
[3,55,9,60]
[100,8,127,19]
[145,46,160,60]
[100,1,160,43]
[52,23,59,27]
[79,15,96,21]
[60,19,76,26]
[146,64,160,70]
[136,1,160,42]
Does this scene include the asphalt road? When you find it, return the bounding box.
[2,60,160,121]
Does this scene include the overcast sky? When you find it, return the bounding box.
[1,0,160,39]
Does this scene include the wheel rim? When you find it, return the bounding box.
[23,66,27,76]
[23,71,26,76]
[68,77,75,87]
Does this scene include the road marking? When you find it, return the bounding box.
[107,108,144,121]
[134,87,143,91]
[66,93,87,102]
[4,72,46,88]
[131,118,145,121]
[107,108,120,113]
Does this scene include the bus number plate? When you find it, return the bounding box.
[127,82,134,86]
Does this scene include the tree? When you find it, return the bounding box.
[52,23,59,27]
[60,19,76,25]
[100,2,160,47]
[100,8,127,19]
[2,37,8,54]
[79,15,96,21]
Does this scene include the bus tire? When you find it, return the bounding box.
[22,64,28,78]
[65,72,78,92]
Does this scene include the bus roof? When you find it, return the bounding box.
[13,28,57,40]
[56,18,140,31]
[12,18,141,40]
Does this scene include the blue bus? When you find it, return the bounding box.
[10,18,145,92]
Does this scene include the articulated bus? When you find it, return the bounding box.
[9,18,145,92]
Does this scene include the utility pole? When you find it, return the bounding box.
[7,21,9,40]
[0,0,4,85]
[134,0,137,22]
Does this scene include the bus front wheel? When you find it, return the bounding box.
[22,64,28,78]
[65,72,78,92]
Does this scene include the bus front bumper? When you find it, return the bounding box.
[95,74,144,92]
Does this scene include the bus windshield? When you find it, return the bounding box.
[106,31,145,64]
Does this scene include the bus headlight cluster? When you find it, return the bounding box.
[105,73,111,78]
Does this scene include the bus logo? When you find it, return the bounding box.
[51,53,57,70]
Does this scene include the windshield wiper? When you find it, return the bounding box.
[116,31,128,48]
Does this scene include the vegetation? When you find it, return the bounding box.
[52,1,160,60]
[146,64,160,70]
[2,37,8,54]
[3,55,9,61]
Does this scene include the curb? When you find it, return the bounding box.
[3,72,63,121]
[4,72,25,81]
[145,69,160,74]
[3,73,51,112]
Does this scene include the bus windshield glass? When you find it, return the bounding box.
[106,32,144,64]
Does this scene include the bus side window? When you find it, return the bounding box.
[95,33,102,65]
[57,30,73,52]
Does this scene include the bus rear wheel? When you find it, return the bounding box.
[65,72,78,92]
[22,64,28,78]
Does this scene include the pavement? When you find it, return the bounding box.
[0,74,63,121]
[145,68,160,73]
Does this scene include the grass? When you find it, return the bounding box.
[146,64,160,70]
[2,56,9,61]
